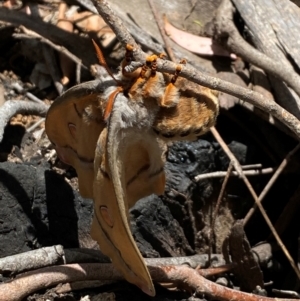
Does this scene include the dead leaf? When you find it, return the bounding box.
[164,17,236,59]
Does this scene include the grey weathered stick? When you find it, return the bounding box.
[0,100,49,142]
[10,82,44,104]
[195,167,274,181]
[0,245,65,276]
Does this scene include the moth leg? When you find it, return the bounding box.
[158,59,186,108]
[121,44,142,79]
[127,53,157,96]
[140,54,167,101]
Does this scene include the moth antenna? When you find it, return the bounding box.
[92,39,120,84]
[104,86,123,121]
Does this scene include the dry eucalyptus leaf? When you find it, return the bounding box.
[164,17,236,59]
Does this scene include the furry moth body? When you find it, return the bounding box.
[45,47,219,297]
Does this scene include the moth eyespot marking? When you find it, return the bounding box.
[100,205,114,227]
[162,132,176,138]
[179,129,191,137]
[68,123,76,138]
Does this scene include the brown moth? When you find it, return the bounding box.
[45,44,219,296]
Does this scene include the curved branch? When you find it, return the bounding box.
[0,100,49,142]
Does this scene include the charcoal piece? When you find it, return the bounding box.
[130,195,194,257]
[0,162,93,258]
[214,140,248,170]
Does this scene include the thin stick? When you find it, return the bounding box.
[208,163,233,265]
[147,0,177,62]
[10,82,44,104]
[26,118,45,133]
[210,126,300,280]
[241,164,263,170]
[243,143,300,224]
[195,167,274,181]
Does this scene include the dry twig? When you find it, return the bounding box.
[147,0,177,61]
[195,167,274,181]
[0,8,95,67]
[42,44,64,95]
[208,163,233,264]
[10,82,44,104]
[244,143,300,223]
[210,126,300,280]
[0,245,65,276]
[16,25,86,73]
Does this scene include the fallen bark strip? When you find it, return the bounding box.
[232,0,300,70]
[92,0,300,139]
[0,100,49,142]
[0,263,298,301]
[214,0,300,118]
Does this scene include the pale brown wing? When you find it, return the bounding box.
[45,80,105,197]
[91,94,166,297]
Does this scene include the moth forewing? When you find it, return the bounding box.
[45,80,107,198]
[92,93,167,296]
[92,128,155,295]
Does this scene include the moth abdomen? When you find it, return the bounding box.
[152,84,219,141]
